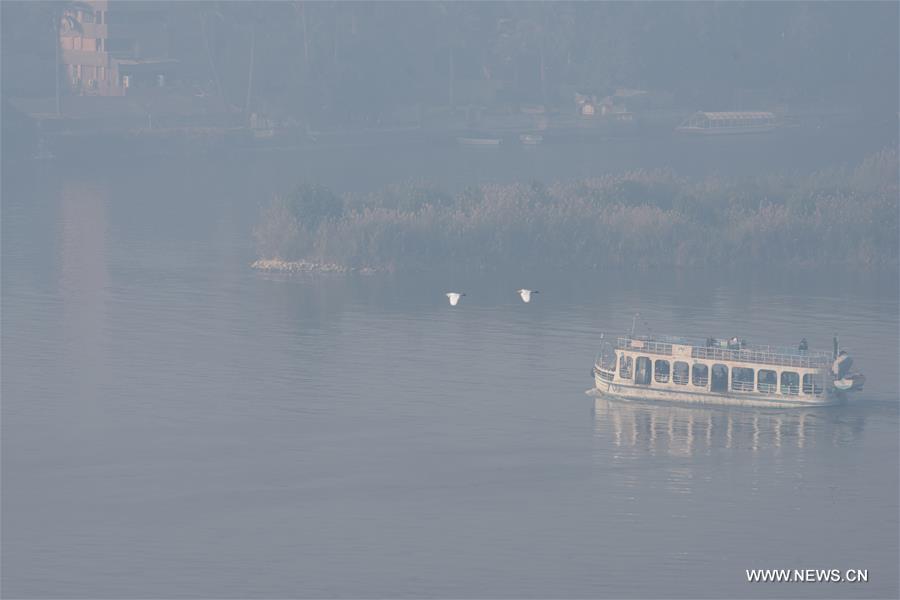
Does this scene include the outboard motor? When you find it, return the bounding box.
[832,351,853,379]
[831,338,865,393]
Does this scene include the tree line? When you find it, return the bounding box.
[255,148,899,272]
[3,2,897,124]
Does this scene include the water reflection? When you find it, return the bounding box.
[59,179,109,420]
[593,397,865,457]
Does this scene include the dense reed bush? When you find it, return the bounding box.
[255,149,898,271]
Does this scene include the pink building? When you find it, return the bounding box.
[59,0,177,96]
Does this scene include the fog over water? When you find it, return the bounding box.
[2,1,899,598]
[3,145,898,598]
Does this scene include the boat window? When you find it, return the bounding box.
[711,364,728,393]
[757,369,777,393]
[692,363,709,387]
[781,371,799,395]
[654,359,670,383]
[673,361,689,385]
[634,357,652,385]
[732,367,754,392]
[802,373,824,395]
[599,351,617,371]
[619,354,633,379]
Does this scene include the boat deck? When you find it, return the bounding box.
[615,335,831,369]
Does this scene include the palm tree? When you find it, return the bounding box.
[435,3,485,109]
[49,1,88,117]
[245,21,256,117]
[293,1,310,74]
[198,4,226,111]
[292,1,311,126]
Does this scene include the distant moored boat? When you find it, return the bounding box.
[676,111,779,135]
[519,133,543,145]
[456,136,501,146]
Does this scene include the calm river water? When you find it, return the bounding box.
[2,136,898,598]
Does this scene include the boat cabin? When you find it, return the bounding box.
[596,335,829,400]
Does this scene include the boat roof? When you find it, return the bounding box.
[695,111,775,120]
[614,334,831,369]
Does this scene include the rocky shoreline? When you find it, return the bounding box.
[251,259,378,274]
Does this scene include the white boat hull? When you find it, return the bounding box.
[593,375,841,408]
[457,137,501,146]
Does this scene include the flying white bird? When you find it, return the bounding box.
[446,292,466,306]
[517,289,539,303]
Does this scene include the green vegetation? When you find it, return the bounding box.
[255,149,898,271]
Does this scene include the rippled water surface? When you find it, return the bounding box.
[2,147,898,598]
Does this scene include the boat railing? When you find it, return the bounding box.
[692,346,828,368]
[803,382,824,395]
[616,336,830,369]
[616,337,675,356]
[731,381,754,392]
[596,370,615,382]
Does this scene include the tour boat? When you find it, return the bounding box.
[591,333,864,408]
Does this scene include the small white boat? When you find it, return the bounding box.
[831,351,864,391]
[833,374,865,391]
[519,133,543,145]
[252,128,276,140]
[456,136,501,146]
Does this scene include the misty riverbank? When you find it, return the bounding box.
[251,259,380,274]
[254,149,898,273]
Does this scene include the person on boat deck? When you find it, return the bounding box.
[799,338,808,353]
